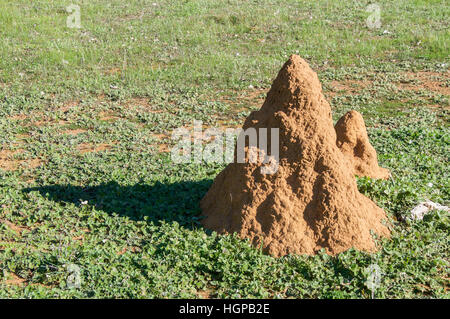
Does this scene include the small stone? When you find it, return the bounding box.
[408,200,449,221]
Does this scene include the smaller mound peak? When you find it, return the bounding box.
[335,110,390,180]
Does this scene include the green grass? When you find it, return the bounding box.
[0,0,449,298]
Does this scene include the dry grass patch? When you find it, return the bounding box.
[125,97,162,113]
[2,272,27,287]
[219,88,266,113]
[15,133,30,141]
[61,128,87,136]
[0,219,30,236]
[98,111,121,121]
[1,272,55,289]
[34,119,69,127]
[196,289,213,299]
[151,133,171,153]
[0,149,22,171]
[58,100,79,113]
[77,143,113,154]
[399,71,450,96]
[8,114,29,121]
[0,149,42,171]
[328,79,369,96]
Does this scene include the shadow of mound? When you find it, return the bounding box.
[24,180,213,228]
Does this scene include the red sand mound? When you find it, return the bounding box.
[200,55,390,257]
[335,110,390,180]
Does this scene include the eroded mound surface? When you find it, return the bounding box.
[335,110,390,180]
[201,55,390,257]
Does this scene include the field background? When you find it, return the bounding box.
[0,0,448,298]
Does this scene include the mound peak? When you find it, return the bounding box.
[201,55,390,257]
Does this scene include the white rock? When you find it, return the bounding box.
[408,200,449,221]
